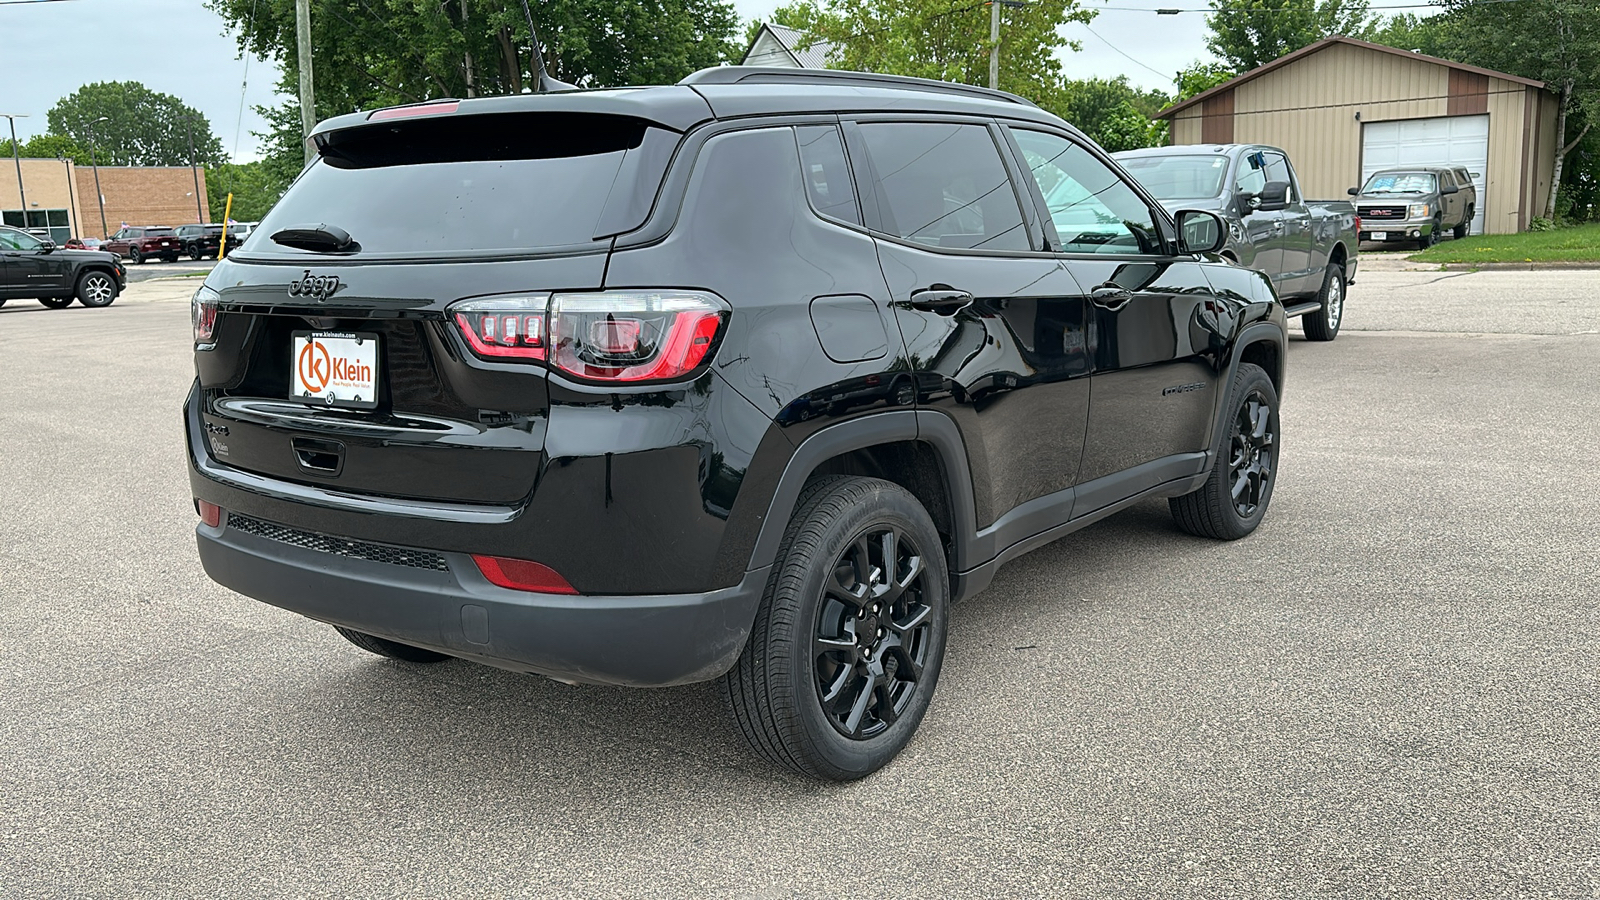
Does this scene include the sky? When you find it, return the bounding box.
[0,0,1218,165]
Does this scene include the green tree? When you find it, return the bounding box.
[1205,0,1371,72]
[46,82,225,167]
[0,133,95,163]
[1360,12,1457,57]
[207,161,286,223]
[209,0,740,201]
[1173,61,1236,101]
[767,0,1095,103]
[1054,77,1170,151]
[1434,0,1599,220]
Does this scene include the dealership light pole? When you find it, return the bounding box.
[87,116,109,238]
[178,114,206,223]
[986,1,1029,91]
[1,113,29,227]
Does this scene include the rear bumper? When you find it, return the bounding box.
[196,517,769,686]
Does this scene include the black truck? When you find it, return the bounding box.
[186,69,1289,780]
[0,225,125,309]
[1114,144,1359,341]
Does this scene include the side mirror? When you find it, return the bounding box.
[1257,181,1290,212]
[1347,186,1359,196]
[39,239,56,253]
[1236,192,1262,217]
[1442,184,1460,195]
[1177,209,1228,256]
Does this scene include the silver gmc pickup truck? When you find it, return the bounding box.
[1349,166,1477,249]
[1114,143,1359,342]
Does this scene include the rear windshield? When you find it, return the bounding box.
[146,228,174,236]
[249,112,653,257]
[1118,154,1230,201]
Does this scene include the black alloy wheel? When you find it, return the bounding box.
[1170,362,1280,540]
[722,475,949,781]
[189,243,205,261]
[129,247,144,265]
[1227,389,1275,519]
[813,524,935,740]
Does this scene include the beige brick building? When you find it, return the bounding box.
[1,159,210,241]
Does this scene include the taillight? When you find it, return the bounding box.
[1354,215,1362,234]
[549,290,728,383]
[472,555,578,594]
[448,290,729,384]
[452,295,548,360]
[192,284,219,344]
[196,500,223,528]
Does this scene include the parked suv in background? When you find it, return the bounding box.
[104,226,180,264]
[175,224,243,260]
[0,224,124,309]
[1114,144,1358,342]
[187,69,1288,780]
[1351,166,1475,248]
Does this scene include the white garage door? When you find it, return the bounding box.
[1363,115,1488,235]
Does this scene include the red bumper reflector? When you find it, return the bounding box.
[197,500,223,528]
[472,555,578,595]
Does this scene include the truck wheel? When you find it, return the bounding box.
[1170,362,1279,540]
[1302,263,1344,342]
[76,271,119,308]
[1453,208,1472,240]
[38,297,74,309]
[721,475,949,781]
[333,626,451,663]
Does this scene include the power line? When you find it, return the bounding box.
[1087,0,1532,11]
[1079,22,1171,79]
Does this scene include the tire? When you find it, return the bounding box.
[333,626,452,663]
[129,248,143,265]
[1170,362,1280,540]
[1453,208,1472,240]
[188,243,205,261]
[720,475,949,781]
[39,297,74,309]
[1421,219,1441,249]
[1302,263,1344,342]
[76,270,119,308]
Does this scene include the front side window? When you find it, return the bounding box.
[0,227,42,251]
[1263,152,1297,202]
[854,122,1030,252]
[1236,153,1268,195]
[1010,129,1162,254]
[795,125,860,226]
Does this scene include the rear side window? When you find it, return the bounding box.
[251,112,661,257]
[854,122,1030,252]
[795,125,860,226]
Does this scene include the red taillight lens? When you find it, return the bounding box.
[368,100,460,121]
[1354,215,1363,234]
[472,555,578,595]
[549,290,729,383]
[192,285,219,344]
[451,295,548,360]
[196,500,223,528]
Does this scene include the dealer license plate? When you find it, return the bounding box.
[290,331,379,409]
[1370,232,1388,241]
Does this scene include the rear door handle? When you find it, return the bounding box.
[906,286,974,315]
[1091,286,1133,310]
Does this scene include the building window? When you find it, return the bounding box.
[2,209,70,244]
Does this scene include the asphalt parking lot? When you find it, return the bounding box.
[3,269,1597,897]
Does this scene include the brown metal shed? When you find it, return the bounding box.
[1156,37,1560,234]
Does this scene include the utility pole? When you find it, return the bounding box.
[2,113,29,227]
[462,0,476,98]
[989,1,1000,91]
[295,0,316,166]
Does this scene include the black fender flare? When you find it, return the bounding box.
[1209,320,1287,445]
[744,409,980,582]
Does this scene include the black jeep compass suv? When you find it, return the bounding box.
[187,68,1288,780]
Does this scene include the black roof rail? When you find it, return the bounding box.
[680,66,1038,109]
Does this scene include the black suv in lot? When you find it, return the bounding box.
[174,223,244,261]
[187,69,1287,780]
[0,225,125,309]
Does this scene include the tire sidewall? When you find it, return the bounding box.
[780,482,949,779]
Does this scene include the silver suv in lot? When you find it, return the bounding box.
[1351,166,1477,248]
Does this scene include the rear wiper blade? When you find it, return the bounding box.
[271,223,361,253]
